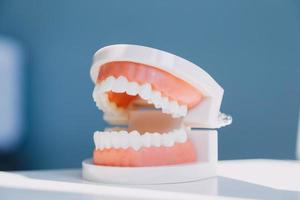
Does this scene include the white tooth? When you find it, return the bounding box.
[100,133,107,150]
[162,133,175,147]
[161,97,169,108]
[119,131,129,149]
[126,82,140,96]
[95,101,103,110]
[100,76,115,92]
[139,83,152,100]
[95,94,106,110]
[92,85,101,101]
[151,91,162,109]
[95,101,101,110]
[112,76,128,93]
[176,129,187,143]
[99,93,108,104]
[171,109,181,118]
[172,113,181,118]
[96,94,107,111]
[103,112,128,125]
[142,133,152,147]
[179,105,188,116]
[174,106,183,117]
[162,102,172,114]
[151,133,161,147]
[170,101,179,113]
[129,131,141,150]
[94,131,103,150]
[102,132,111,149]
[111,131,121,148]
[93,131,101,149]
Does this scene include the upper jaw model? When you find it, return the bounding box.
[83,44,232,184]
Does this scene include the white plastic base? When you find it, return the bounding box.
[82,130,217,184]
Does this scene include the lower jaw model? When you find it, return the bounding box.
[85,44,231,183]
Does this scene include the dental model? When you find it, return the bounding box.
[82,44,232,184]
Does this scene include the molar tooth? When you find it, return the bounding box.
[172,113,181,118]
[162,101,172,114]
[112,76,128,93]
[99,93,108,104]
[126,82,140,96]
[172,111,185,118]
[169,101,182,118]
[179,105,188,116]
[129,131,141,150]
[96,94,108,112]
[95,94,107,110]
[161,97,169,108]
[151,91,162,109]
[170,130,177,138]
[103,113,128,125]
[151,133,161,147]
[162,133,175,147]
[95,102,104,111]
[139,83,152,100]
[92,85,101,101]
[170,101,179,112]
[176,129,187,143]
[142,133,152,147]
[101,76,115,92]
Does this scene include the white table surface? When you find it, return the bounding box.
[0,159,299,200]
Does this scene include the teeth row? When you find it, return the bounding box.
[94,128,188,151]
[93,86,128,124]
[93,76,188,118]
[92,88,122,114]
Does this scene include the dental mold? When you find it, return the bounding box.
[82,44,232,184]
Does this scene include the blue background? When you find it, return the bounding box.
[0,0,299,169]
